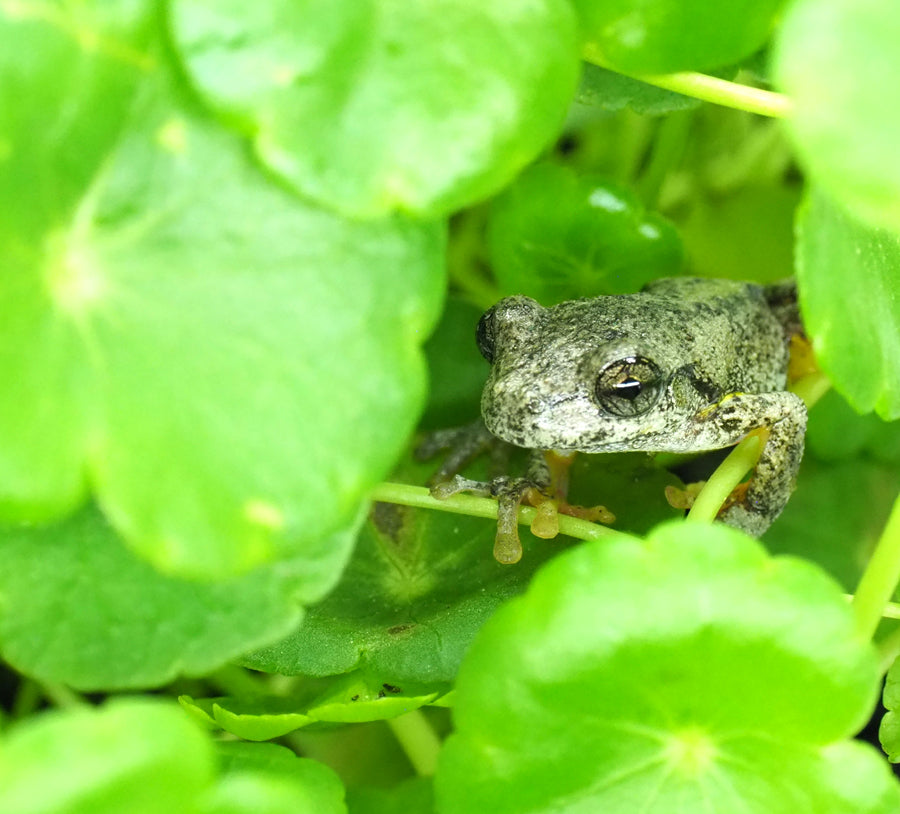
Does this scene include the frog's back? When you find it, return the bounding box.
[639,277,793,394]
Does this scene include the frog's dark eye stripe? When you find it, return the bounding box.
[594,356,663,416]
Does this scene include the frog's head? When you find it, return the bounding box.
[476,295,701,452]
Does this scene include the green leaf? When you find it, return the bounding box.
[0,10,445,577]
[436,522,897,814]
[347,778,433,814]
[420,297,486,430]
[488,162,683,304]
[0,505,331,690]
[881,657,900,762]
[762,457,900,591]
[796,189,900,420]
[774,0,900,233]
[573,0,785,73]
[677,185,800,284]
[181,672,444,741]
[202,743,347,814]
[170,0,580,217]
[0,0,151,523]
[576,63,703,115]
[0,698,214,814]
[243,451,679,682]
[806,390,900,464]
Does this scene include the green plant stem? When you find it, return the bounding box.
[582,46,792,118]
[686,434,762,524]
[386,709,441,776]
[852,493,900,640]
[40,681,86,709]
[373,488,900,625]
[636,110,692,208]
[687,374,830,524]
[11,679,42,720]
[371,482,629,543]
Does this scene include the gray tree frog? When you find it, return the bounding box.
[427,277,807,561]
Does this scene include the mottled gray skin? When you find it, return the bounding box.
[479,277,807,535]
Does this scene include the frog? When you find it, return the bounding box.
[423,277,807,562]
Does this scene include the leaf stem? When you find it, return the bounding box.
[371,482,628,543]
[852,492,900,640]
[582,46,793,118]
[386,709,441,776]
[40,681,86,709]
[686,373,830,524]
[686,434,762,524]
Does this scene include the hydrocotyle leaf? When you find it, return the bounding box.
[0,505,322,690]
[572,0,785,74]
[170,0,580,218]
[242,452,679,683]
[0,698,215,814]
[437,521,898,814]
[880,657,900,762]
[576,63,703,115]
[795,189,900,420]
[0,7,445,578]
[488,162,683,304]
[203,742,347,814]
[774,0,900,234]
[180,673,444,741]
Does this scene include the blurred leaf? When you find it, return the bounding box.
[420,298,486,430]
[576,63,702,115]
[170,0,579,217]
[0,698,214,814]
[0,505,322,690]
[806,390,900,463]
[347,778,433,814]
[437,522,897,813]
[677,185,799,283]
[203,743,346,814]
[796,189,900,420]
[763,457,898,591]
[775,0,900,233]
[573,0,786,73]
[488,162,683,304]
[0,10,445,577]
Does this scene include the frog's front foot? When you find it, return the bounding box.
[430,473,551,564]
[696,391,807,536]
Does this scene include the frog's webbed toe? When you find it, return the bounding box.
[429,469,552,565]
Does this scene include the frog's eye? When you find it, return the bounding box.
[594,356,663,416]
[475,306,498,363]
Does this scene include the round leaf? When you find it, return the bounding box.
[203,743,346,814]
[573,0,785,73]
[0,698,214,814]
[774,0,900,233]
[170,0,580,217]
[0,505,330,690]
[488,163,683,304]
[437,522,896,814]
[243,452,679,682]
[0,11,445,577]
[796,189,900,420]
